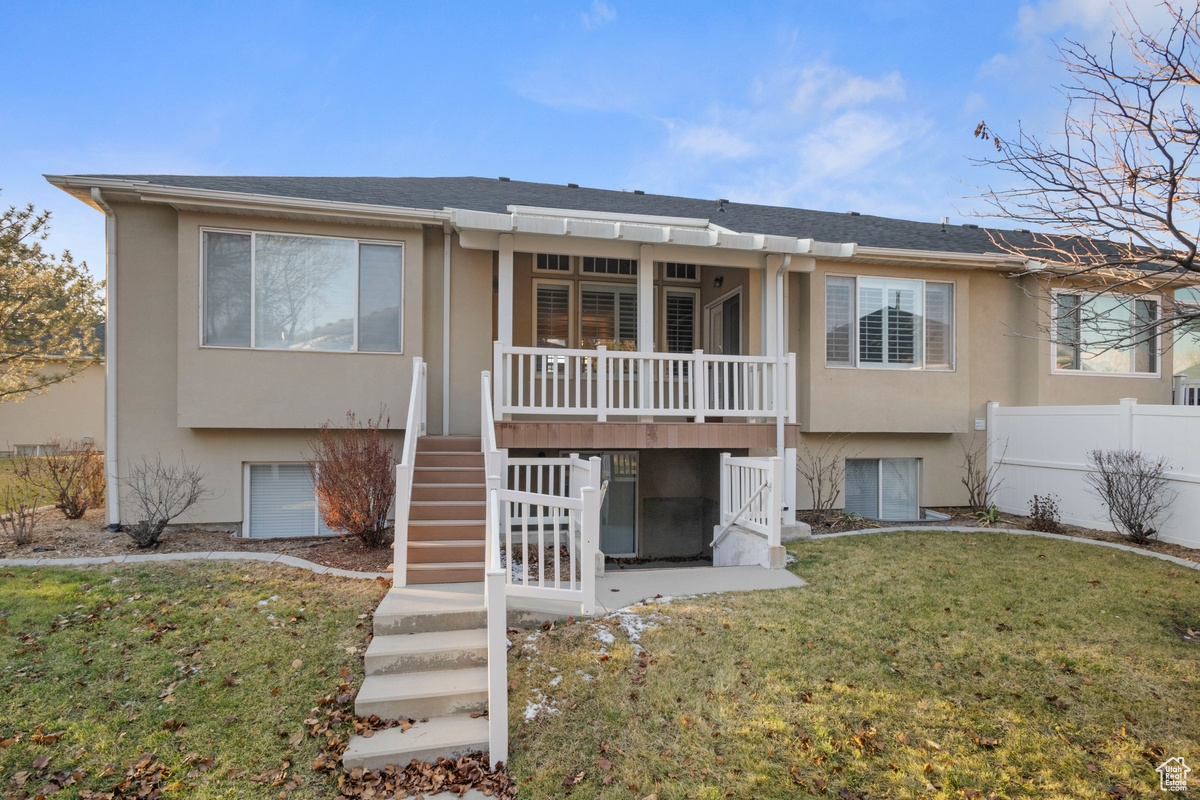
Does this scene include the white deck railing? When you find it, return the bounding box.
[493,342,796,423]
[713,453,783,548]
[1174,374,1200,406]
[392,358,427,584]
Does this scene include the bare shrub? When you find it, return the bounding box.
[0,488,44,545]
[796,433,856,523]
[1083,449,1176,544]
[309,412,395,549]
[82,449,106,509]
[1027,494,1062,533]
[15,438,98,519]
[122,456,209,548]
[960,437,1007,512]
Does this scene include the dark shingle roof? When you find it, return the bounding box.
[82,174,1028,255]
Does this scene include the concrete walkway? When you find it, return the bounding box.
[593,564,805,613]
[812,525,1200,571]
[0,550,391,579]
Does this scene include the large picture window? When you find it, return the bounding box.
[203,230,403,352]
[825,276,954,369]
[1054,293,1158,374]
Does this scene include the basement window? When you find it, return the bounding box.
[844,458,919,521]
[245,464,336,538]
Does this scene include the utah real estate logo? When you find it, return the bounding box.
[1157,756,1191,792]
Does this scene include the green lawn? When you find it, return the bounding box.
[506,531,1200,799]
[0,562,388,799]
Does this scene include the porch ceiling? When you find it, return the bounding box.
[494,422,800,450]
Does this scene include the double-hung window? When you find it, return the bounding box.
[1054,293,1158,374]
[825,276,954,369]
[203,230,403,352]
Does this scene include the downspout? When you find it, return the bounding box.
[91,188,119,529]
[442,230,451,435]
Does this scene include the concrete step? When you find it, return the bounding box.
[373,586,486,635]
[415,452,486,468]
[341,715,490,771]
[365,629,488,676]
[413,466,487,484]
[407,563,486,584]
[356,668,489,720]
[410,500,486,521]
[408,520,486,541]
[416,436,483,453]
[411,483,486,502]
[408,540,486,563]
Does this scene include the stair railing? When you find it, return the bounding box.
[484,487,508,770]
[392,357,427,585]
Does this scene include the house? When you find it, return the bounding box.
[44,174,1180,566]
[0,335,105,457]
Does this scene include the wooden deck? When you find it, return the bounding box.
[494,421,800,450]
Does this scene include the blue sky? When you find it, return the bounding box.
[0,0,1170,279]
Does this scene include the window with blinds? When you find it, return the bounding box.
[825,275,953,369]
[665,291,696,353]
[581,284,637,350]
[582,257,637,275]
[247,464,336,538]
[536,284,570,348]
[844,458,919,520]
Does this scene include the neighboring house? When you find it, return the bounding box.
[0,346,105,456]
[45,175,1180,558]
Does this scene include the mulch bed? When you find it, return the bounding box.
[801,507,1200,564]
[0,508,395,573]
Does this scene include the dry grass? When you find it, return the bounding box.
[506,531,1200,798]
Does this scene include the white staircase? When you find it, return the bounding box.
[342,586,493,770]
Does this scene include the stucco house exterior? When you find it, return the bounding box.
[0,356,105,457]
[45,174,1180,568]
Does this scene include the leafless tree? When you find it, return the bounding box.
[973,3,1200,351]
[795,433,857,522]
[15,437,96,519]
[1083,449,1176,542]
[0,488,44,545]
[960,436,1007,512]
[122,456,209,548]
[309,411,395,548]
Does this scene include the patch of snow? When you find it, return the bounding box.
[576,670,594,682]
[549,675,563,686]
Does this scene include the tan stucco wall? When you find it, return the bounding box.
[0,363,105,452]
[112,201,411,526]
[175,212,424,429]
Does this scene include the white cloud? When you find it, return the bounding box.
[581,1,616,30]
[669,123,756,159]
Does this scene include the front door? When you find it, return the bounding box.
[706,289,741,355]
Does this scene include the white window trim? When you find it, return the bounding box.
[532,278,576,350]
[1049,289,1162,378]
[199,227,405,354]
[533,253,575,275]
[824,274,957,372]
[660,286,700,353]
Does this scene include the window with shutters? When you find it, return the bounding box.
[824,275,954,370]
[535,282,571,348]
[1053,292,1159,374]
[844,458,919,521]
[581,283,638,350]
[663,290,698,353]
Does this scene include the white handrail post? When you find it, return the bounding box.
[596,346,608,423]
[768,456,783,548]
[393,463,410,586]
[693,349,706,423]
[719,452,731,525]
[485,487,508,770]
[580,486,598,616]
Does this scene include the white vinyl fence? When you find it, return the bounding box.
[987,399,1200,549]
